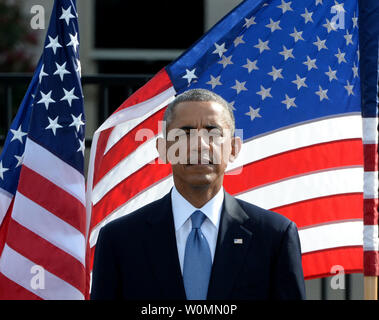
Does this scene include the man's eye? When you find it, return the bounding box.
[208,130,223,138]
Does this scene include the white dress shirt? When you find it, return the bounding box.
[171,185,224,274]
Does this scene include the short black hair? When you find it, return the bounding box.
[163,88,235,135]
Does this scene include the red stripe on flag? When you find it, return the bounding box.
[94,108,165,185]
[93,68,172,187]
[364,250,379,276]
[364,198,379,225]
[6,219,86,293]
[0,272,42,300]
[17,166,85,234]
[363,143,378,171]
[273,193,363,228]
[224,139,363,195]
[91,164,172,230]
[116,68,172,112]
[302,246,363,280]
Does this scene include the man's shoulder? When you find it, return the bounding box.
[233,196,294,232]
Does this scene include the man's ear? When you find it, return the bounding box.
[156,137,167,164]
[229,136,242,163]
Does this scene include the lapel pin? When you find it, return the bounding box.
[234,238,243,244]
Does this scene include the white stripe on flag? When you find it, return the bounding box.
[89,176,174,247]
[97,86,176,133]
[23,138,85,206]
[299,220,363,254]
[92,136,159,205]
[363,225,379,251]
[0,187,13,226]
[12,192,86,266]
[363,171,379,199]
[362,117,379,144]
[104,91,175,154]
[0,244,84,300]
[227,114,363,172]
[235,167,363,209]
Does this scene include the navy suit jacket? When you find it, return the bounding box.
[91,191,306,300]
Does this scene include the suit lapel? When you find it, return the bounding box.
[144,192,187,299]
[207,192,253,300]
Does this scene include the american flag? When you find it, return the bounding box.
[87,0,376,281]
[0,0,87,299]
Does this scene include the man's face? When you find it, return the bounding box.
[157,100,241,190]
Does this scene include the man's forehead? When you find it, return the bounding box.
[173,101,228,121]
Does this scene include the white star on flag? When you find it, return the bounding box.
[45,35,62,54]
[59,6,75,25]
[69,113,85,132]
[77,139,85,156]
[218,55,233,68]
[352,63,359,78]
[45,116,63,135]
[344,30,353,45]
[10,125,27,144]
[233,35,245,47]
[315,85,329,101]
[254,38,270,53]
[303,56,317,70]
[323,18,337,33]
[277,0,293,13]
[243,16,256,28]
[212,43,227,57]
[292,74,308,90]
[282,94,297,109]
[344,80,354,96]
[279,45,295,60]
[206,75,222,89]
[37,90,55,110]
[75,58,82,77]
[265,18,281,32]
[325,66,338,82]
[67,32,79,53]
[335,48,347,64]
[61,87,79,107]
[242,58,259,73]
[301,8,314,24]
[268,66,284,81]
[0,161,9,180]
[313,36,327,51]
[53,62,71,81]
[14,152,25,168]
[245,106,262,121]
[332,0,346,13]
[256,85,272,100]
[182,68,197,84]
[290,27,304,42]
[231,80,247,94]
[39,64,48,84]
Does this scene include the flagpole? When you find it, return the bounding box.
[364,276,378,300]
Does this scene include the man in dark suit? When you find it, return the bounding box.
[91,89,306,300]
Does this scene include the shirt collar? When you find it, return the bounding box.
[171,185,224,231]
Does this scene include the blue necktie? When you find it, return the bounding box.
[183,210,212,300]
